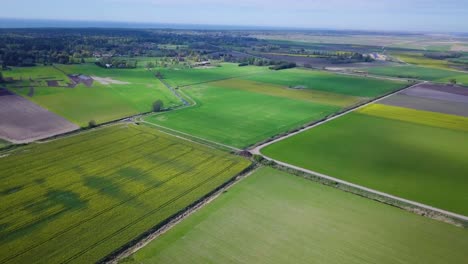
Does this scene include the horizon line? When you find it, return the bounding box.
[1,17,467,35]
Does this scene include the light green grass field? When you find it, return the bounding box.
[213,79,364,107]
[262,105,468,216]
[158,63,270,87]
[0,124,250,264]
[123,167,468,264]
[241,68,406,97]
[145,81,340,148]
[2,64,181,126]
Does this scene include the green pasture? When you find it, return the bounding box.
[0,124,250,264]
[123,167,468,264]
[213,79,364,107]
[262,106,468,216]
[145,81,340,148]
[241,68,406,97]
[158,63,270,87]
[2,64,181,126]
[365,65,468,84]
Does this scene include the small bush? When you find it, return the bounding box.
[152,100,164,112]
[88,120,97,128]
[269,62,297,71]
[252,154,264,163]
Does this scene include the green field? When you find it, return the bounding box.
[262,104,468,215]
[2,64,181,126]
[123,167,468,264]
[145,69,405,148]
[242,68,406,97]
[145,80,341,148]
[0,124,250,264]
[158,63,270,87]
[365,65,468,84]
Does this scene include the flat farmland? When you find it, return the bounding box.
[2,64,181,126]
[145,80,341,148]
[145,70,405,148]
[158,63,270,87]
[241,68,406,97]
[0,88,79,143]
[365,65,468,84]
[123,167,468,264]
[262,103,468,215]
[0,124,250,264]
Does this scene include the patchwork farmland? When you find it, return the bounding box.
[0,124,250,264]
[145,68,406,148]
[360,52,468,84]
[1,27,468,264]
[262,83,468,216]
[0,88,78,143]
[2,64,181,126]
[157,63,271,87]
[122,167,468,264]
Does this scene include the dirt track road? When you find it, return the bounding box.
[249,81,468,222]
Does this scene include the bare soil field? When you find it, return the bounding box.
[417,83,468,96]
[402,87,468,104]
[0,88,79,143]
[380,94,468,117]
[380,84,468,117]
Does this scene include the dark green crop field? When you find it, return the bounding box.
[241,68,406,97]
[158,63,270,87]
[123,167,468,264]
[145,68,405,148]
[145,81,340,148]
[262,104,468,215]
[0,124,250,264]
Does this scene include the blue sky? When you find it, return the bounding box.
[1,0,467,32]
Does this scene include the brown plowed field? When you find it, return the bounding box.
[380,83,468,117]
[0,88,79,143]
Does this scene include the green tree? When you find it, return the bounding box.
[155,71,164,79]
[450,79,457,85]
[152,100,164,112]
[88,120,97,128]
[0,72,4,83]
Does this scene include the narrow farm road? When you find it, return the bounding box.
[250,81,468,222]
[250,81,426,155]
[261,157,468,222]
[156,77,190,106]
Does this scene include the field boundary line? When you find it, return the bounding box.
[177,70,270,88]
[156,77,190,106]
[265,160,468,224]
[250,81,468,223]
[140,120,241,152]
[102,164,259,264]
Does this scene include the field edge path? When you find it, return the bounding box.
[250,81,468,223]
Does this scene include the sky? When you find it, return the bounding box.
[1,0,468,32]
